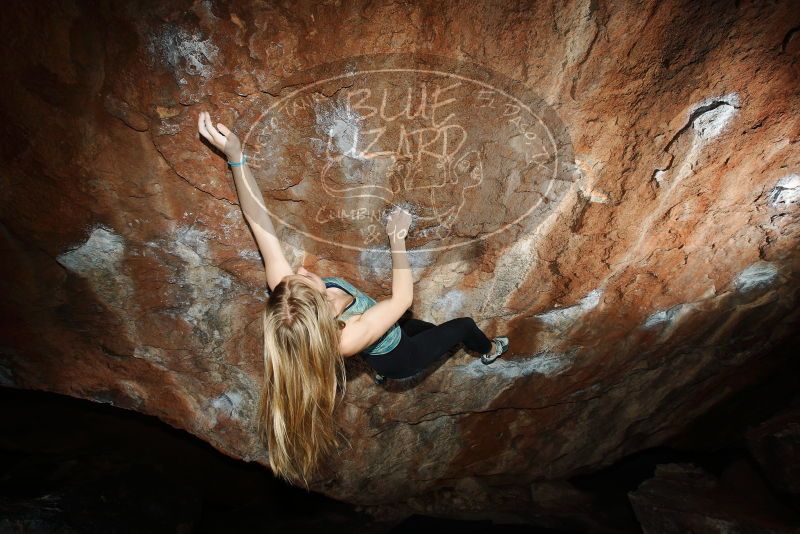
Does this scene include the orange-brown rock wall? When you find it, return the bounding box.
[1,0,798,523]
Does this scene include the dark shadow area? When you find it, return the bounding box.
[2,339,800,533]
[387,515,579,533]
[2,338,799,532]
[0,386,566,533]
[565,336,800,532]
[0,386,372,533]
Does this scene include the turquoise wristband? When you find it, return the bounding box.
[227,154,247,167]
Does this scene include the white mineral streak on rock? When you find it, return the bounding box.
[691,93,740,141]
[479,233,538,316]
[146,25,219,79]
[733,261,779,294]
[437,289,466,318]
[168,226,233,341]
[769,174,800,207]
[210,389,245,423]
[535,289,603,333]
[602,94,740,291]
[643,304,688,329]
[457,350,576,379]
[132,345,169,370]
[56,225,133,311]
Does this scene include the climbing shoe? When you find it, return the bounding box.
[480,336,509,365]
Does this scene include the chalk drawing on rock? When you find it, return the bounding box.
[237,53,575,266]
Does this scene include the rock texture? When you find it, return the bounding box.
[629,463,799,533]
[747,405,800,498]
[1,0,799,527]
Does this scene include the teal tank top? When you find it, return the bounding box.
[322,276,402,355]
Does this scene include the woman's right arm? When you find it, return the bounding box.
[197,111,294,291]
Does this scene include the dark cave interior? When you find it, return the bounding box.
[2,337,798,533]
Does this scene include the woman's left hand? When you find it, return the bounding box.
[198,111,242,160]
[386,206,412,241]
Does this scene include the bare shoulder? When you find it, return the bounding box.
[337,313,366,358]
[338,295,410,357]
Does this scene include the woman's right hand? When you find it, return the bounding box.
[198,111,243,161]
[386,206,412,241]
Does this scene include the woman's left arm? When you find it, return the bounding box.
[198,112,294,291]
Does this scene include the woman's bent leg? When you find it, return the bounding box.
[408,317,492,360]
[363,317,493,379]
[400,317,437,336]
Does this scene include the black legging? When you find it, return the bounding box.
[360,316,493,379]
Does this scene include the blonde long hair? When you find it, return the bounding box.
[255,276,350,488]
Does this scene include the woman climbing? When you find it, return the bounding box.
[197,111,509,488]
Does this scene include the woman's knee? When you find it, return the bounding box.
[455,317,477,328]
